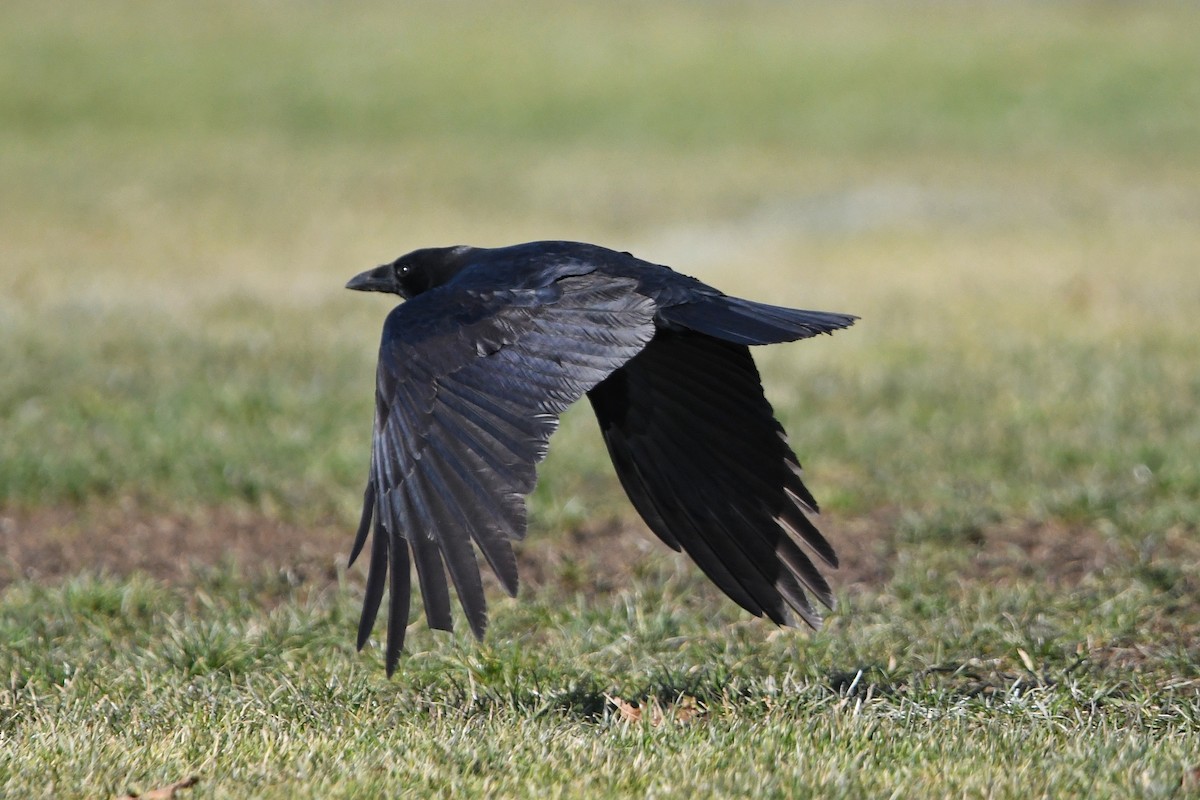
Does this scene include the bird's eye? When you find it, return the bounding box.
[396,263,411,277]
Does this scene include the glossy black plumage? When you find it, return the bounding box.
[346,240,856,675]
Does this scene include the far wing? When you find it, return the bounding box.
[352,274,655,674]
[588,329,837,629]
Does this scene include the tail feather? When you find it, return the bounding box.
[660,296,857,346]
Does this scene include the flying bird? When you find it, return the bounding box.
[346,240,856,674]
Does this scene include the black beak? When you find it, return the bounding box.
[345,264,394,293]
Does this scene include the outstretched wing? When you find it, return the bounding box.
[588,329,838,629]
[352,274,656,674]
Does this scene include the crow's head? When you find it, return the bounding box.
[346,246,473,299]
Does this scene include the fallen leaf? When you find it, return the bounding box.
[605,694,643,723]
[605,694,704,726]
[672,695,701,724]
[116,776,199,800]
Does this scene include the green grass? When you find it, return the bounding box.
[2,1,1199,797]
[3,564,1197,797]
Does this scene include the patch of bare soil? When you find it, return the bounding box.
[0,507,349,587]
[838,513,1200,591]
[3,504,1196,600]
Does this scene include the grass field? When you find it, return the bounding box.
[2,2,1199,797]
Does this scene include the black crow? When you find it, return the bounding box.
[346,240,856,674]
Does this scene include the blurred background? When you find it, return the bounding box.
[2,0,1198,586]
